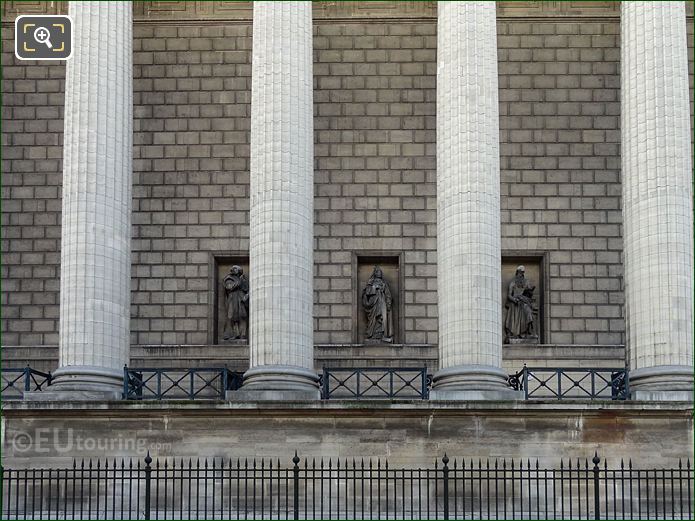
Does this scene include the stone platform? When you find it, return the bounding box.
[2,399,690,469]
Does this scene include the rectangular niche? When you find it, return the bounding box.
[353,253,403,345]
[209,253,249,345]
[501,253,547,344]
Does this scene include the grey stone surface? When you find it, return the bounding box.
[52,2,133,394]
[621,3,694,395]
[23,389,122,401]
[2,401,692,468]
[1,14,694,350]
[245,2,316,394]
[0,343,628,375]
[227,388,321,401]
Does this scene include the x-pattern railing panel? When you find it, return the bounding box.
[321,367,429,399]
[515,367,629,400]
[1,368,52,400]
[123,367,243,400]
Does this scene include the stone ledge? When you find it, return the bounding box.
[1,343,626,374]
[3,398,692,415]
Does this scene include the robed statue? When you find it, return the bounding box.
[362,266,393,343]
[223,265,249,341]
[504,265,537,342]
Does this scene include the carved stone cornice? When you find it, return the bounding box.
[4,1,691,24]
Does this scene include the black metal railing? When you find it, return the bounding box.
[508,367,629,400]
[0,367,52,400]
[122,366,244,400]
[1,366,632,401]
[1,453,691,520]
[320,367,430,399]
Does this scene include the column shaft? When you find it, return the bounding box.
[621,2,694,399]
[431,2,516,399]
[243,1,317,396]
[50,2,133,396]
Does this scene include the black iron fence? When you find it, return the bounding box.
[508,367,629,400]
[2,366,632,401]
[1,453,691,520]
[1,367,52,400]
[122,366,244,400]
[320,367,430,399]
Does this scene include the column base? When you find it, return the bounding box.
[27,365,124,401]
[228,365,320,401]
[430,364,522,401]
[629,365,694,401]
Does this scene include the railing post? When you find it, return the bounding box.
[292,451,300,520]
[123,365,129,399]
[24,365,31,392]
[144,452,152,520]
[222,366,229,398]
[523,366,529,399]
[321,368,329,399]
[624,369,630,400]
[592,452,601,520]
[442,454,450,520]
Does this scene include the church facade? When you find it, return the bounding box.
[1,0,694,479]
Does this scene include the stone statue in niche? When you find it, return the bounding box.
[504,265,539,344]
[223,265,249,341]
[362,266,393,343]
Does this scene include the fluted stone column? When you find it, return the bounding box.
[239,1,318,399]
[46,2,133,399]
[621,2,694,401]
[430,2,517,400]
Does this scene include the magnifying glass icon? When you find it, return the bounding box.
[33,26,53,49]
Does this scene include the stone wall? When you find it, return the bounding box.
[2,6,694,349]
[2,402,692,468]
